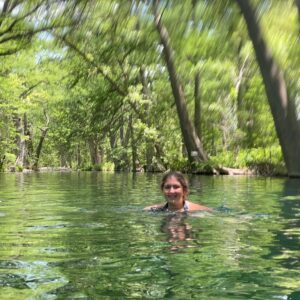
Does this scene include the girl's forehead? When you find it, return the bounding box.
[165,176,180,183]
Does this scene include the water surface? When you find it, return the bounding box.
[0,172,299,299]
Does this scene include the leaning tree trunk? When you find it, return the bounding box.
[32,127,49,170]
[236,0,300,177]
[194,71,202,139]
[296,0,300,36]
[32,111,49,170]
[153,2,208,165]
[235,39,249,133]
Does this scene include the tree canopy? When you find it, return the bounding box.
[0,0,299,176]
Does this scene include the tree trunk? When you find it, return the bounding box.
[194,71,201,139]
[0,155,5,171]
[120,116,131,148]
[88,138,101,166]
[77,144,82,169]
[15,114,26,167]
[32,127,49,170]
[140,66,156,171]
[15,113,33,169]
[129,114,139,172]
[235,40,248,132]
[296,0,300,36]
[32,110,49,170]
[24,116,33,169]
[109,130,119,170]
[153,143,167,171]
[236,0,300,177]
[60,149,68,167]
[118,117,131,170]
[153,2,208,165]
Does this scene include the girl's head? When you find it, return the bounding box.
[160,171,189,202]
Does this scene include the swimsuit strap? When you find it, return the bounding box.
[162,201,189,212]
[163,203,168,211]
[183,200,189,212]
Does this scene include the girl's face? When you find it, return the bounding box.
[162,176,186,205]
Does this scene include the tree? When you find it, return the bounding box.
[0,0,87,56]
[153,1,208,166]
[1,0,296,173]
[236,0,300,177]
[296,0,300,34]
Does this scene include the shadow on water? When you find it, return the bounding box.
[264,178,300,261]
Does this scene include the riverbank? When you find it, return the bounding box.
[8,166,73,173]
[4,163,288,177]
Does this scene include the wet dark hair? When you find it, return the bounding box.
[160,171,189,194]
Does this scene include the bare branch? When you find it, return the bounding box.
[0,46,22,56]
[1,0,11,13]
[1,0,24,14]
[7,0,24,13]
[0,2,44,38]
[0,20,76,45]
[19,81,46,99]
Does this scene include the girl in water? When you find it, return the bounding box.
[145,171,212,212]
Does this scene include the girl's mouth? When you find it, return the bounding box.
[167,194,178,200]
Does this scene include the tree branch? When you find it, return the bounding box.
[19,81,45,99]
[56,34,128,96]
[0,1,43,38]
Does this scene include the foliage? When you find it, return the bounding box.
[210,146,287,176]
[0,0,297,176]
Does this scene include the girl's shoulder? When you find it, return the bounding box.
[187,201,213,212]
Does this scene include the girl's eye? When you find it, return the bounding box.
[164,185,181,189]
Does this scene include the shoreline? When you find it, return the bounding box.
[1,166,289,177]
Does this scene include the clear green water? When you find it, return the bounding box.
[0,172,299,300]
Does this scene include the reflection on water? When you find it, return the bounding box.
[265,178,300,273]
[160,213,196,252]
[0,173,299,299]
